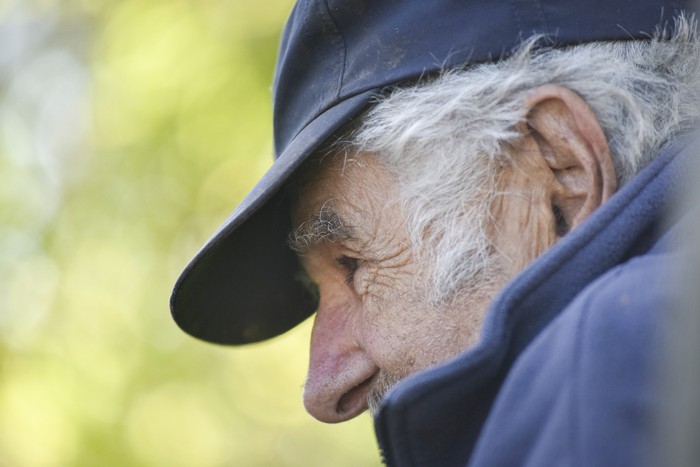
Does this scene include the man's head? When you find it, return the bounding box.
[170,0,697,424]
[289,28,699,421]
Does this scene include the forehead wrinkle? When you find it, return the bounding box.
[288,201,356,254]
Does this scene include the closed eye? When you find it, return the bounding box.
[335,255,360,286]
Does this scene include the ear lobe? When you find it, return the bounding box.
[523,85,617,232]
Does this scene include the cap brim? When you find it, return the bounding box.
[170,89,377,345]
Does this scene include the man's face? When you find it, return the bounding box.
[290,153,500,423]
[288,85,613,424]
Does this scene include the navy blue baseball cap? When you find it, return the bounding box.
[171,0,687,345]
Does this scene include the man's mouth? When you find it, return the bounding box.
[336,371,378,417]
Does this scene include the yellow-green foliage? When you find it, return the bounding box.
[0,1,380,465]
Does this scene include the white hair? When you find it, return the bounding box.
[341,16,700,303]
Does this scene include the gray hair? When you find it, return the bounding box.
[339,16,700,303]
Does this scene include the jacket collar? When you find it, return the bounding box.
[374,137,692,466]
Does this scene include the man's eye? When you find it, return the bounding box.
[335,255,360,286]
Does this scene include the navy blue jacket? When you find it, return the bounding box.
[374,140,690,466]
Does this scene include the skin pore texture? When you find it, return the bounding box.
[291,85,617,423]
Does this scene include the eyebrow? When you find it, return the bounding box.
[288,203,355,254]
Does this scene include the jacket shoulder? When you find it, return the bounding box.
[468,252,674,467]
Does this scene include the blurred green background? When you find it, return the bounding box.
[0,0,380,465]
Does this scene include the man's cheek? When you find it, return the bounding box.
[356,267,404,313]
[354,263,390,302]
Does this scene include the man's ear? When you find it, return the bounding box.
[521,85,617,234]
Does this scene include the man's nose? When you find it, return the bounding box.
[303,302,378,423]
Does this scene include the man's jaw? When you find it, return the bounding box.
[367,371,403,414]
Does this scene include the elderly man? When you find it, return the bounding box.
[172,0,699,465]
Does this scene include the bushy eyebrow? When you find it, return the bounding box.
[288,203,355,254]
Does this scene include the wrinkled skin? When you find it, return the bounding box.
[292,155,498,422]
[292,85,616,423]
